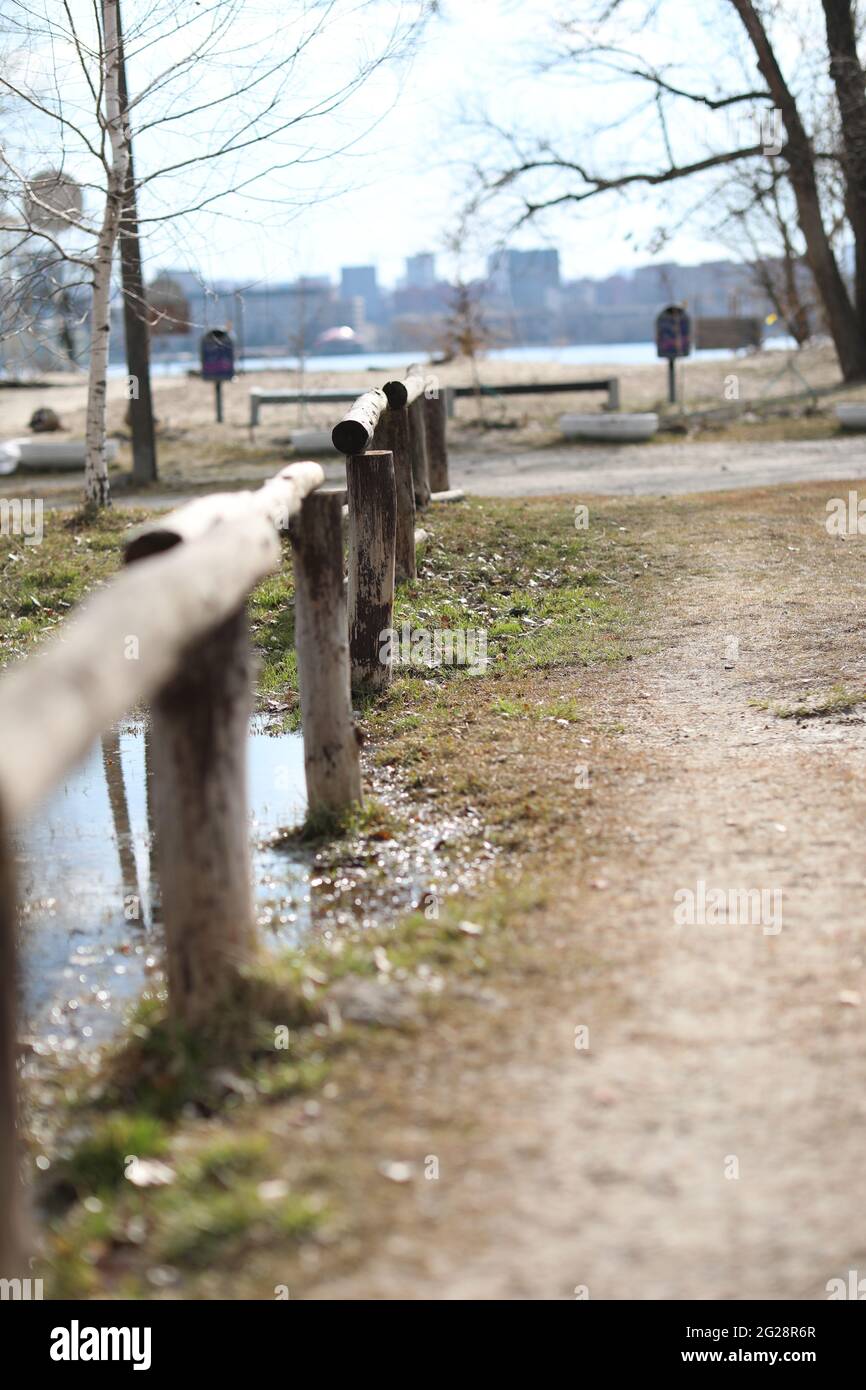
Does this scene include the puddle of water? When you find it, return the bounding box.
[16,716,308,1049]
[16,716,471,1053]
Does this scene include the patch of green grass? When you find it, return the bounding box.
[488,694,583,722]
[537,697,584,722]
[254,1059,332,1101]
[59,1113,168,1195]
[392,501,632,681]
[0,507,146,668]
[490,695,526,717]
[156,1185,323,1269]
[751,682,866,719]
[278,794,402,845]
[186,1135,270,1186]
[99,971,322,1121]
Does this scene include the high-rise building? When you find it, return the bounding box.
[486,248,561,309]
[506,249,560,308]
[406,253,437,289]
[340,265,381,321]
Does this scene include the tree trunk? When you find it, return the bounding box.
[84,1,129,508]
[730,0,866,380]
[84,206,121,508]
[822,0,866,338]
[117,0,158,485]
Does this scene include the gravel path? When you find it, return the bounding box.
[451,433,866,497]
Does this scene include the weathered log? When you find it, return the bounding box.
[407,395,431,509]
[290,492,362,816]
[125,461,324,561]
[424,391,449,492]
[372,404,416,583]
[346,450,396,692]
[382,372,428,409]
[331,388,388,456]
[0,811,21,1279]
[149,605,256,1022]
[0,518,281,825]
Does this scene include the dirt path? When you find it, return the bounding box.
[300,484,866,1300]
[451,432,866,498]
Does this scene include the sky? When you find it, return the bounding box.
[2,0,823,291]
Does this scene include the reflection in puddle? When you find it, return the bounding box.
[16,716,473,1054]
[17,716,307,1048]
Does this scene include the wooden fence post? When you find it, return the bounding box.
[0,809,22,1279]
[407,395,431,509]
[373,406,416,584]
[291,492,362,816]
[346,450,396,693]
[424,390,449,492]
[149,606,257,1023]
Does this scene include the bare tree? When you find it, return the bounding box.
[440,212,498,414]
[463,0,866,381]
[0,0,430,506]
[715,163,823,345]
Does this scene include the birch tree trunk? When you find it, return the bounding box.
[84,1,129,509]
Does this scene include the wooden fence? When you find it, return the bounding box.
[0,369,454,1278]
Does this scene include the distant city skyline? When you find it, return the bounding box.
[109,248,787,368]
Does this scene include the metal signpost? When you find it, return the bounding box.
[655,304,692,405]
[200,329,235,422]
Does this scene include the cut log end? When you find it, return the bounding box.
[331,419,372,455]
[383,380,409,408]
[331,388,388,457]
